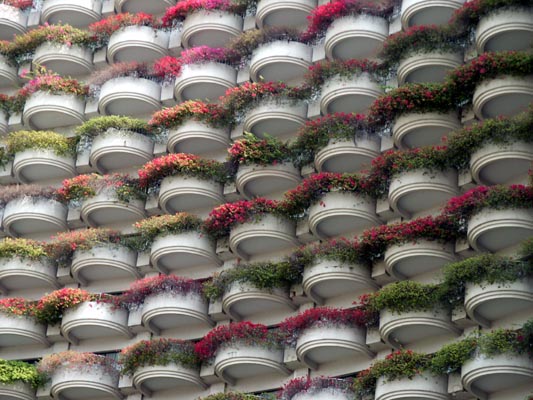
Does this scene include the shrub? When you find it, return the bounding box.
[162,0,257,27]
[228,27,301,60]
[0,238,47,260]
[228,133,293,170]
[76,116,155,140]
[149,100,230,130]
[0,298,36,317]
[37,351,119,378]
[430,337,477,374]
[6,130,76,157]
[278,377,353,400]
[200,394,261,400]
[289,237,366,270]
[0,184,58,207]
[0,359,45,388]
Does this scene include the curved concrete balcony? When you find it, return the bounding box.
[380,307,460,348]
[288,388,353,400]
[465,278,533,327]
[392,111,461,149]
[2,197,68,238]
[397,51,463,84]
[0,257,58,293]
[250,41,312,84]
[222,281,296,321]
[324,14,388,60]
[90,130,154,173]
[158,175,224,214]
[302,259,377,304]
[12,149,75,184]
[174,62,237,103]
[401,0,465,29]
[243,100,307,140]
[255,0,316,29]
[150,231,221,274]
[181,11,243,49]
[0,381,36,400]
[115,0,176,14]
[214,344,290,384]
[107,26,169,63]
[473,75,533,120]
[388,169,459,218]
[375,372,449,400]
[98,77,161,116]
[314,136,380,173]
[476,8,533,53]
[133,363,205,396]
[308,191,380,239]
[141,291,213,334]
[0,54,18,88]
[71,245,139,286]
[167,120,230,156]
[467,208,533,252]
[229,214,299,260]
[296,325,373,369]
[0,313,48,348]
[384,240,456,280]
[320,73,382,115]
[23,92,85,130]
[0,4,27,41]
[235,163,301,200]
[0,110,7,135]
[41,0,102,27]
[80,190,146,228]
[50,364,121,400]
[61,301,131,344]
[33,43,93,76]
[461,353,533,400]
[470,141,533,185]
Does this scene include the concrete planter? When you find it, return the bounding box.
[23,92,85,130]
[132,362,204,396]
[181,10,243,48]
[314,136,380,173]
[401,0,465,29]
[174,62,237,103]
[81,189,145,228]
[50,364,121,400]
[476,8,533,52]
[244,99,307,140]
[107,26,169,63]
[99,77,161,116]
[235,162,301,200]
[33,43,93,76]
[320,73,382,115]
[375,372,448,400]
[158,175,224,214]
[0,4,27,41]
[12,149,76,183]
[167,120,230,156]
[0,312,48,347]
[41,0,102,27]
[397,51,463,84]
[0,257,58,293]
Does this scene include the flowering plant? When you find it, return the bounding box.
[0,237,47,260]
[37,351,120,378]
[0,92,11,115]
[162,0,256,27]
[278,377,353,400]
[0,297,36,317]
[121,275,204,310]
[87,62,158,96]
[200,394,262,400]
[149,100,230,130]
[0,359,45,388]
[228,133,293,170]
[450,0,533,29]
[0,0,34,10]
[229,27,301,61]
[6,130,77,157]
[182,46,240,65]
[0,184,58,207]
[194,322,282,361]
[289,237,365,270]
[120,338,200,375]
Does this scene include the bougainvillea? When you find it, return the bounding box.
[149,100,230,129]
[289,237,366,271]
[0,297,36,317]
[228,132,293,170]
[162,0,256,27]
[278,377,354,400]
[181,46,240,65]
[228,27,301,61]
[1,0,34,10]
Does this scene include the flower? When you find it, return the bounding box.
[88,12,158,49]
[278,376,353,400]
[149,100,230,129]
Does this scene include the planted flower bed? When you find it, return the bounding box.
[0,297,48,347]
[278,377,355,400]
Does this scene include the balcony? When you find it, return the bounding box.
[229,214,299,259]
[80,189,146,228]
[296,325,372,369]
[12,149,76,184]
[181,11,243,49]
[71,245,140,286]
[324,14,388,60]
[0,4,27,41]
[284,387,352,400]
[401,0,465,29]
[0,110,7,135]
[49,364,121,400]
[0,313,48,348]
[0,257,58,294]
[461,353,533,399]
[141,291,213,334]
[388,169,459,218]
[320,73,383,115]
[250,41,312,84]
[255,0,316,29]
[384,240,456,280]
[107,26,169,63]
[61,301,131,344]
[314,137,380,173]
[222,281,296,321]
[214,344,290,384]
[158,175,224,214]
[302,259,377,304]
[174,62,237,103]
[470,141,533,185]
[0,54,18,88]
[235,163,301,200]
[375,372,448,400]
[150,231,221,274]
[133,363,205,396]
[243,100,307,140]
[98,77,161,116]
[23,92,86,130]
[464,278,533,327]
[33,43,93,76]
[397,51,463,84]
[476,8,533,53]
[308,191,380,239]
[380,307,460,347]
[115,0,176,14]
[392,111,462,149]
[167,120,231,156]
[41,0,102,28]
[467,208,533,252]
[473,75,533,120]
[2,197,68,238]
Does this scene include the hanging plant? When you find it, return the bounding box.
[149,100,231,130]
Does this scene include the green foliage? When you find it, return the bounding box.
[430,337,477,374]
[6,130,76,157]
[0,238,48,260]
[0,359,45,388]
[75,116,155,139]
[365,281,442,314]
